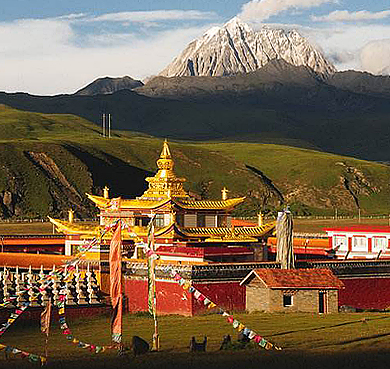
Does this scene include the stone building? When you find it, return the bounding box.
[241,268,343,313]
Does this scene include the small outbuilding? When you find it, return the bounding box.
[241,268,344,314]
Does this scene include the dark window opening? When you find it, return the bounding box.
[283,294,292,307]
[197,214,205,227]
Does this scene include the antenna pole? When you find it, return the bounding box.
[108,114,111,138]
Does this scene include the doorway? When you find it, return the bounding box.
[319,291,326,313]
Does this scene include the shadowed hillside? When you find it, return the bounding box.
[0,105,390,218]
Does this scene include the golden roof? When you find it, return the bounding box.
[174,197,245,210]
[85,194,171,210]
[48,217,175,239]
[48,217,275,242]
[177,222,276,239]
[48,217,102,236]
[86,193,245,211]
[85,194,111,208]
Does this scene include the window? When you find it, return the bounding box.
[155,214,165,228]
[372,237,387,252]
[217,215,227,227]
[205,215,217,227]
[135,217,150,227]
[334,236,347,251]
[353,236,367,251]
[283,294,293,307]
[197,214,205,227]
[176,214,184,226]
[184,214,197,227]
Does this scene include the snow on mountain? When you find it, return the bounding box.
[159,17,336,78]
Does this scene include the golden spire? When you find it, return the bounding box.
[141,140,189,200]
[68,209,74,223]
[258,211,263,226]
[103,186,110,199]
[221,187,229,200]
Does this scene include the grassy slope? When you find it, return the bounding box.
[2,312,390,368]
[0,105,390,218]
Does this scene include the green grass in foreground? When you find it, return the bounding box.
[1,312,390,368]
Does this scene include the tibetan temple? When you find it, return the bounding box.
[45,140,278,315]
[49,140,275,264]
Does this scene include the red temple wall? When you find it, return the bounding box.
[124,278,193,316]
[339,277,390,310]
[192,282,245,314]
[124,278,245,316]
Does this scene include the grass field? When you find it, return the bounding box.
[1,311,390,368]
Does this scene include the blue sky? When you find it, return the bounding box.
[1,0,390,94]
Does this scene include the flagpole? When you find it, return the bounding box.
[152,251,159,351]
[148,215,159,351]
[41,298,52,362]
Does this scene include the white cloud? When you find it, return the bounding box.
[312,9,390,22]
[239,0,337,22]
[287,23,390,73]
[0,16,213,95]
[360,39,390,75]
[88,10,217,23]
[0,19,73,56]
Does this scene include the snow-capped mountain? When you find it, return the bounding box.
[159,17,336,77]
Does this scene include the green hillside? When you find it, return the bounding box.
[0,105,389,219]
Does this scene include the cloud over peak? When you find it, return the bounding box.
[312,9,390,22]
[239,0,337,22]
[87,10,217,23]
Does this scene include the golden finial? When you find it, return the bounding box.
[156,140,174,173]
[103,186,109,199]
[258,211,263,227]
[68,209,74,223]
[160,139,172,159]
[221,187,229,200]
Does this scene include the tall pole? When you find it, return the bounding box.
[102,113,106,137]
[108,114,111,138]
[147,216,159,351]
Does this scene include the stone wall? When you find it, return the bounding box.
[246,280,339,313]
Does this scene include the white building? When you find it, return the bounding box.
[324,225,390,259]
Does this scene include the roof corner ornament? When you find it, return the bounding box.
[221,187,229,201]
[103,186,110,199]
[68,209,74,223]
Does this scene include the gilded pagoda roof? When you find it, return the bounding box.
[48,217,275,242]
[48,217,102,236]
[86,193,245,211]
[175,222,276,240]
[48,217,175,239]
[173,197,245,210]
[85,194,171,210]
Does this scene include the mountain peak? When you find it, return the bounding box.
[74,76,143,96]
[159,18,336,78]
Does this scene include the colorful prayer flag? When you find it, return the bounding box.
[110,222,123,343]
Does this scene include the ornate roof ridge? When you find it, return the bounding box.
[174,197,246,210]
